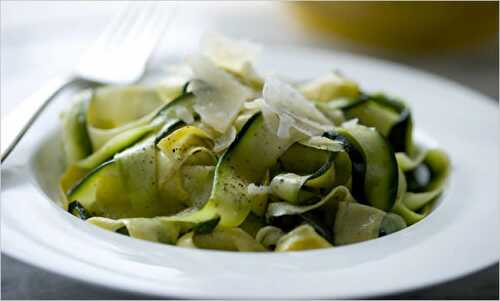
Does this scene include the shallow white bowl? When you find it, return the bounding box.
[1,46,498,299]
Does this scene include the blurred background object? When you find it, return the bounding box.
[289,1,498,53]
[1,1,498,119]
[1,1,498,299]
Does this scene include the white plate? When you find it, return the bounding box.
[1,46,498,299]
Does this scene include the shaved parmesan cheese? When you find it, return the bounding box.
[299,72,359,102]
[174,106,195,124]
[201,32,264,88]
[262,78,334,139]
[213,126,237,153]
[341,118,359,129]
[194,122,237,153]
[188,55,253,133]
[234,111,257,131]
[234,98,265,130]
[299,136,344,152]
[243,98,265,110]
[276,113,294,139]
[201,32,260,74]
[317,106,345,126]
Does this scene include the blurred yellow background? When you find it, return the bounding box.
[290,2,498,52]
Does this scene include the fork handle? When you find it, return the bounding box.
[1,76,80,163]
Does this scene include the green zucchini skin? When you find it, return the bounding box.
[210,113,294,227]
[66,159,116,215]
[77,125,156,170]
[152,90,195,143]
[339,93,370,111]
[373,94,413,154]
[342,93,413,154]
[193,216,221,234]
[154,90,193,119]
[278,143,330,175]
[68,200,93,220]
[116,226,130,236]
[299,211,334,244]
[61,97,93,164]
[154,119,185,144]
[325,125,398,211]
[388,109,412,154]
[306,155,335,183]
[324,132,366,201]
[67,159,115,196]
[270,153,336,205]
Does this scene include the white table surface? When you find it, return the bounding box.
[1,1,498,299]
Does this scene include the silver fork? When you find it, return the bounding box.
[1,2,175,162]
